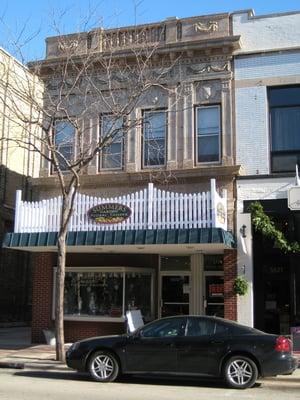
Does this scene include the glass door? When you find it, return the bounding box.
[204,274,224,318]
[161,275,190,317]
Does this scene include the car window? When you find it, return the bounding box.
[186,318,216,337]
[140,318,186,338]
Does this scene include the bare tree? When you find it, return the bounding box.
[0,17,180,361]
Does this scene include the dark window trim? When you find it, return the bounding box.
[194,103,222,166]
[142,108,168,169]
[99,113,125,172]
[268,85,300,173]
[51,118,76,175]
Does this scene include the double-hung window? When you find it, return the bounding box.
[100,115,123,170]
[143,110,167,167]
[196,105,221,163]
[53,120,75,172]
[269,86,300,173]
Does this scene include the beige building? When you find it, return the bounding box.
[5,13,242,342]
[0,47,42,177]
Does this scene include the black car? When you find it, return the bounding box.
[66,315,298,389]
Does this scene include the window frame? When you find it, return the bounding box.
[268,86,300,173]
[195,104,221,165]
[52,266,154,322]
[142,108,167,169]
[99,114,124,171]
[51,118,76,174]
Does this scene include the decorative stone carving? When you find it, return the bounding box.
[221,80,231,92]
[58,40,79,52]
[187,62,229,75]
[196,81,221,102]
[194,20,218,33]
[182,82,193,96]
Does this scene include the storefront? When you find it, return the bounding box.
[5,180,237,343]
[236,177,300,335]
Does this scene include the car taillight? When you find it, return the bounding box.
[275,336,292,352]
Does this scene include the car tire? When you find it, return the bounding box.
[88,351,119,382]
[223,355,258,389]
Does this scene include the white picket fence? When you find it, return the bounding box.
[14,179,227,233]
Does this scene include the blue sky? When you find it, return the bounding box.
[1,0,300,62]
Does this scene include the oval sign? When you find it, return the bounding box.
[88,203,132,224]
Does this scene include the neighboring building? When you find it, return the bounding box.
[0,48,42,323]
[233,10,300,334]
[4,13,241,342]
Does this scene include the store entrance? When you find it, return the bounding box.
[204,275,224,318]
[160,275,190,317]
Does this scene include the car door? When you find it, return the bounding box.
[124,317,187,373]
[177,317,228,376]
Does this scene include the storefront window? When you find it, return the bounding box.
[62,268,154,320]
[160,256,191,271]
[125,273,152,322]
[204,255,223,271]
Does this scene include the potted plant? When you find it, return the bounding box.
[233,276,249,296]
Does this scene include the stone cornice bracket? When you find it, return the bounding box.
[194,20,219,33]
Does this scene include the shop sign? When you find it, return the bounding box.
[288,186,300,210]
[209,283,224,297]
[88,203,131,224]
[216,202,226,225]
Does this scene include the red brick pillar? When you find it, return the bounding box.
[224,249,237,321]
[31,253,54,343]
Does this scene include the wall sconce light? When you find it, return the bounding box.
[240,224,247,238]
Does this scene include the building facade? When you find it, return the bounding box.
[0,48,42,324]
[4,13,242,342]
[233,10,300,334]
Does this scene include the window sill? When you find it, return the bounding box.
[63,315,126,323]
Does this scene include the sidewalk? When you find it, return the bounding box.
[0,327,67,370]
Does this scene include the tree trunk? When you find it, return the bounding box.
[55,194,72,362]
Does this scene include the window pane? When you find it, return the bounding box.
[186,318,216,337]
[141,317,186,338]
[125,272,152,321]
[144,139,165,166]
[198,135,219,162]
[102,143,122,169]
[197,107,220,136]
[271,107,300,151]
[54,120,75,171]
[160,256,191,271]
[64,272,123,317]
[101,115,123,169]
[272,152,300,173]
[143,111,166,166]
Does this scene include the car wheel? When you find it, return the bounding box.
[88,351,119,382]
[223,355,258,389]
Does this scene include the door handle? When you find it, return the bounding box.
[210,340,224,345]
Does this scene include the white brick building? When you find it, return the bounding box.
[233,10,300,333]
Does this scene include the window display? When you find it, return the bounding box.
[62,268,153,320]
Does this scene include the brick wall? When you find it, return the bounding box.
[31,252,54,343]
[224,249,237,321]
[64,321,125,343]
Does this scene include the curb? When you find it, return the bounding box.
[0,361,24,369]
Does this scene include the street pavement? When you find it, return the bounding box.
[0,327,299,400]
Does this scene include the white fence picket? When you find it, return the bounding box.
[14,180,226,233]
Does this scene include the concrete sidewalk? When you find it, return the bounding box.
[0,327,67,370]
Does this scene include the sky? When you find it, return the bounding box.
[1,0,300,62]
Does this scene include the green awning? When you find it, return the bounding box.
[4,228,235,252]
